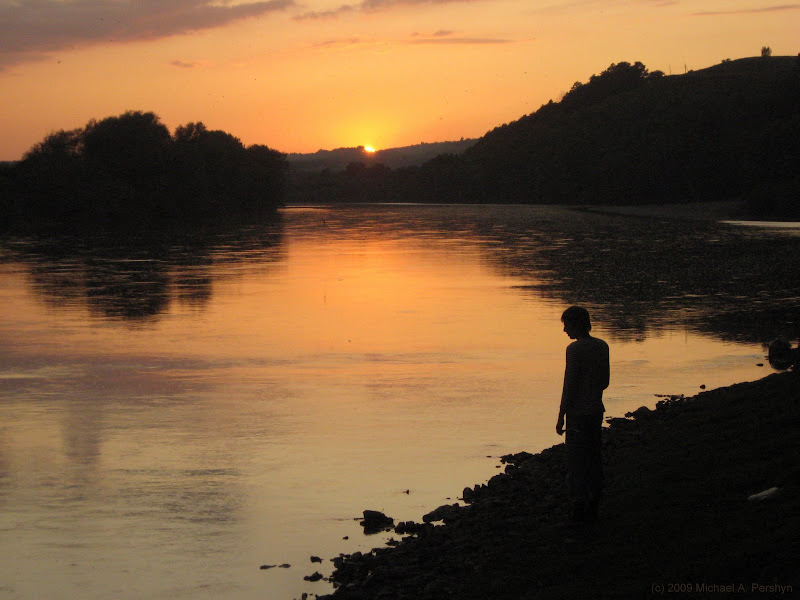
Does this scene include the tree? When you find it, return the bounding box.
[6,110,287,228]
[561,61,653,109]
[82,111,172,192]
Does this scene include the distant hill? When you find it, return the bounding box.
[286,139,476,172]
[295,56,800,217]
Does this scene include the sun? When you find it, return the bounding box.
[363,145,376,153]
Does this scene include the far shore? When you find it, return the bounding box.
[316,370,800,599]
[575,199,751,222]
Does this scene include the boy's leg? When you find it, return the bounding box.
[585,413,604,522]
[565,415,591,522]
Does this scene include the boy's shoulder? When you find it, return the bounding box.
[568,336,608,352]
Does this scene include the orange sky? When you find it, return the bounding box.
[1,0,798,160]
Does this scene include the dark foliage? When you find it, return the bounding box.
[1,111,287,230]
[292,57,800,218]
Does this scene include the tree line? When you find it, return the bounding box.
[1,111,287,230]
[292,56,800,218]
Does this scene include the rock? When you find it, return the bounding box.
[304,571,324,582]
[394,520,429,535]
[487,473,510,490]
[748,487,781,502]
[279,563,291,568]
[360,510,394,534]
[259,564,276,570]
[311,555,322,563]
[626,406,651,419]
[500,451,534,465]
[462,486,475,503]
[422,503,461,523]
[768,338,797,370]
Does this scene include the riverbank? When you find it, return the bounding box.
[576,200,751,222]
[316,371,799,599]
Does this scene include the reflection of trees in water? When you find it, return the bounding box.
[0,216,285,321]
[285,204,800,344]
[477,209,800,344]
[2,205,797,342]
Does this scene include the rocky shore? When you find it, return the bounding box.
[315,372,799,599]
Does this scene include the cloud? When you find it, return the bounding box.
[526,0,676,14]
[293,4,356,20]
[171,60,200,69]
[294,0,485,20]
[407,29,512,44]
[360,0,484,9]
[170,59,212,69]
[410,36,512,44]
[312,37,363,48]
[691,3,800,16]
[306,30,512,50]
[0,0,295,71]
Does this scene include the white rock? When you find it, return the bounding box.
[747,487,781,502]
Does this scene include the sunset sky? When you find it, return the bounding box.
[1,0,798,160]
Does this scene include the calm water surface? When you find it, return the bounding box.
[1,205,798,599]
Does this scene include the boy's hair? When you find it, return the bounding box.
[561,306,592,333]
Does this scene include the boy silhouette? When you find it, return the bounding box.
[556,306,609,523]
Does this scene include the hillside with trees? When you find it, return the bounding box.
[297,56,800,217]
[0,111,287,230]
[287,139,476,173]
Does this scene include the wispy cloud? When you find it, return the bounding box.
[312,37,364,48]
[360,0,484,9]
[307,30,513,50]
[692,3,800,16]
[526,0,676,15]
[171,60,200,69]
[409,29,513,44]
[0,0,295,71]
[293,3,357,20]
[294,0,485,21]
[169,59,213,69]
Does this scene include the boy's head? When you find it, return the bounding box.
[561,306,591,337]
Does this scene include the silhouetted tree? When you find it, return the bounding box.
[3,111,287,230]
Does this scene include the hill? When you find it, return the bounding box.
[463,57,799,211]
[286,139,476,173]
[296,56,800,217]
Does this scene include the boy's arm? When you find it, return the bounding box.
[556,406,565,435]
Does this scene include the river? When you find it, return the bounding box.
[1,204,798,599]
